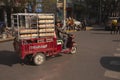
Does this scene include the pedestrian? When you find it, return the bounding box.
[0,22,5,35]
[111,19,117,34]
[117,19,120,34]
[81,19,86,31]
[70,18,74,30]
[68,17,74,30]
[66,18,70,30]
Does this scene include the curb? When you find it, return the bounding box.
[86,27,93,31]
[66,27,104,32]
[86,26,105,31]
[0,37,14,43]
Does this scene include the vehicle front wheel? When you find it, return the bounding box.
[33,53,46,66]
[70,46,77,54]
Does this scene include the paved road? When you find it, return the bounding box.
[0,31,120,80]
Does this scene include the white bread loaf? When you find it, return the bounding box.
[20,29,37,33]
[38,20,54,23]
[38,15,46,18]
[32,34,37,37]
[39,32,54,37]
[38,15,54,19]
[46,29,54,32]
[38,24,54,28]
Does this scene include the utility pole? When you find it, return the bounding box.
[4,10,8,27]
[63,0,66,30]
[99,0,101,24]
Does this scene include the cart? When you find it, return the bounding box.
[12,13,77,65]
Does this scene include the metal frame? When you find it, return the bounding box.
[11,13,55,40]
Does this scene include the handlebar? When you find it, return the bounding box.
[67,33,75,38]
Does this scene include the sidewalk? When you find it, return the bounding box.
[86,24,105,31]
[66,24,105,32]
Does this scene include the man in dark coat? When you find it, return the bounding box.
[55,22,69,49]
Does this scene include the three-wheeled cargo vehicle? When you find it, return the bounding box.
[12,13,77,65]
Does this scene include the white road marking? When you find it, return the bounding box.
[113,53,120,56]
[104,70,120,79]
[116,48,120,51]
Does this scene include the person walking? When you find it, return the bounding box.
[68,17,74,30]
[81,19,86,31]
[111,19,117,34]
[66,18,70,30]
[117,19,120,34]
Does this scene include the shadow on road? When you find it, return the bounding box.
[0,50,21,66]
[0,50,64,66]
[100,56,120,72]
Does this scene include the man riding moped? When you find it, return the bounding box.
[55,22,72,49]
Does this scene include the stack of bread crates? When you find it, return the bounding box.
[11,13,55,40]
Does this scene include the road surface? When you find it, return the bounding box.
[0,31,120,80]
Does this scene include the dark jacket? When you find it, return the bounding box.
[55,26,68,39]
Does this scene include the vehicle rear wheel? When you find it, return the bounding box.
[33,53,46,65]
[70,46,77,54]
